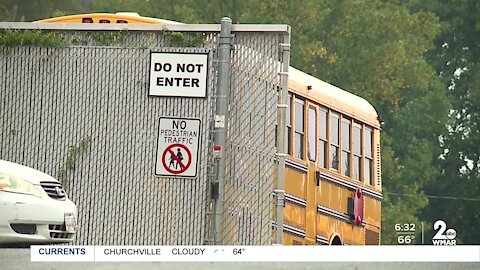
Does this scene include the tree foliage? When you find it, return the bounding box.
[398,0,480,244]
[0,0,93,21]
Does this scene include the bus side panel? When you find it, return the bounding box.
[317,177,330,207]
[283,233,305,245]
[284,166,308,244]
[316,215,365,245]
[318,176,351,214]
[305,165,317,245]
[284,203,306,230]
[285,167,306,199]
[364,196,381,229]
[317,215,342,244]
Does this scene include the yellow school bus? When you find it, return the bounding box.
[37,13,382,245]
[283,67,381,245]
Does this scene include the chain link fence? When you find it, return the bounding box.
[0,23,288,245]
[220,33,283,245]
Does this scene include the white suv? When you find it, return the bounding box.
[0,160,77,246]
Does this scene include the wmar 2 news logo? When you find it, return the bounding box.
[432,219,457,245]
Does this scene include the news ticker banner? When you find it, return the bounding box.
[31,245,480,262]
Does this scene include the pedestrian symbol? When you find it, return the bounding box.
[155,117,201,178]
[162,144,192,174]
[168,148,183,169]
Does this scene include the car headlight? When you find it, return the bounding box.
[0,173,43,198]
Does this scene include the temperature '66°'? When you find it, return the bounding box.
[394,223,417,245]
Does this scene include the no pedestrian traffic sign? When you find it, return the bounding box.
[155,117,201,178]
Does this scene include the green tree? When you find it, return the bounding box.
[92,0,246,23]
[399,0,480,244]
[0,0,93,21]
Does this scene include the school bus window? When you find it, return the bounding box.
[365,126,373,185]
[294,98,305,159]
[319,108,328,168]
[341,117,351,176]
[286,94,292,155]
[353,122,362,181]
[308,106,316,162]
[330,112,339,170]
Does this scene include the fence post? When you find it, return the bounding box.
[211,17,233,245]
[275,29,291,245]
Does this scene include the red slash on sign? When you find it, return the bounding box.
[161,143,192,174]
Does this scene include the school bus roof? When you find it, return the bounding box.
[288,66,380,127]
[35,13,183,25]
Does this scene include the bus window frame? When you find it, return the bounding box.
[319,107,328,169]
[353,122,363,181]
[364,125,373,186]
[329,111,340,171]
[286,93,293,156]
[293,97,305,160]
[341,116,352,177]
[307,104,318,163]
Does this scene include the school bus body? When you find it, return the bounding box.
[283,67,381,245]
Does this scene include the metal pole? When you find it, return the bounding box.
[275,29,291,245]
[211,17,232,245]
